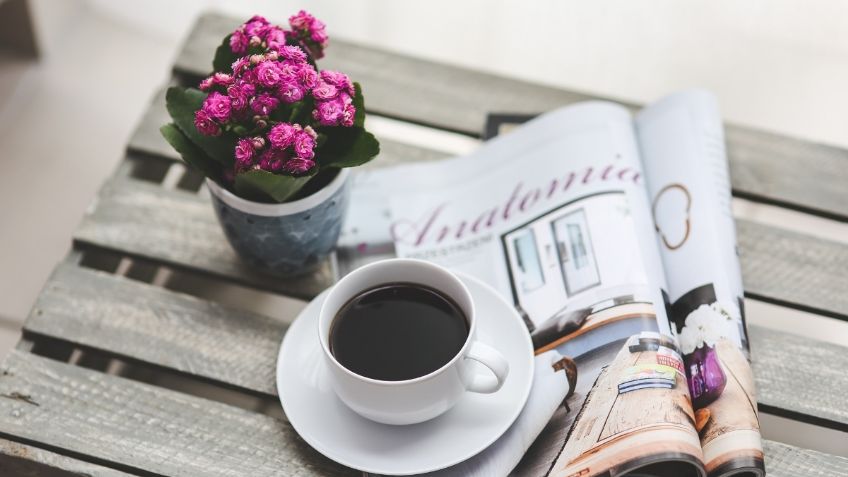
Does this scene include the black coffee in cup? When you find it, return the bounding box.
[329,283,469,381]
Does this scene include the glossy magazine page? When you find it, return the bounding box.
[637,90,765,477]
[340,102,707,477]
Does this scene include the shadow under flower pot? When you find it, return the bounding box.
[206,168,351,278]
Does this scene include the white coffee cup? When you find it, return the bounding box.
[318,258,510,425]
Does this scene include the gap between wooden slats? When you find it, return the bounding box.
[0,437,135,477]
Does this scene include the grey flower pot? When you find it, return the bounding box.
[206,169,350,278]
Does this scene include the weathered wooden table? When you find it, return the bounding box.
[1,12,846,477]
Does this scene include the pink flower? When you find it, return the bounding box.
[294,131,316,159]
[244,17,270,37]
[227,88,247,113]
[267,123,299,149]
[313,98,343,126]
[320,70,354,95]
[298,65,319,89]
[202,92,232,122]
[250,92,279,115]
[284,157,316,175]
[342,102,356,127]
[232,57,250,75]
[310,19,328,44]
[311,80,338,100]
[213,72,233,86]
[288,10,313,30]
[278,62,300,81]
[255,61,282,87]
[288,10,328,59]
[229,30,249,54]
[194,110,220,136]
[265,27,287,50]
[234,138,255,166]
[280,45,307,63]
[279,81,305,103]
[199,76,214,91]
[259,148,286,172]
[247,14,269,24]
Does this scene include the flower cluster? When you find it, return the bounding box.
[228,12,327,60]
[228,15,287,55]
[234,123,318,174]
[161,11,378,204]
[287,10,328,59]
[197,46,317,122]
[678,302,742,354]
[191,12,359,178]
[313,70,356,127]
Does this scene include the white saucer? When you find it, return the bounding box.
[276,272,534,475]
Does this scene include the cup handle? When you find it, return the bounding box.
[464,341,510,393]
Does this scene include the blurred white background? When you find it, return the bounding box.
[0,0,846,454]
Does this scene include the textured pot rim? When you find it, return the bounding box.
[206,168,350,217]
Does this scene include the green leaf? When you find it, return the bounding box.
[165,86,236,167]
[316,127,380,168]
[234,169,313,203]
[160,123,222,182]
[351,82,366,128]
[212,34,238,73]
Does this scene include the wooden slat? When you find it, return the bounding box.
[128,87,449,168]
[73,172,848,321]
[0,438,133,477]
[0,350,355,477]
[750,325,848,431]
[763,440,848,477]
[0,351,842,477]
[737,220,848,321]
[23,262,848,433]
[726,126,848,221]
[26,262,289,397]
[173,12,848,222]
[73,176,333,299]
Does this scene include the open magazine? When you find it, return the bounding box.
[339,90,765,477]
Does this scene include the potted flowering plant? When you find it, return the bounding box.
[161,12,379,277]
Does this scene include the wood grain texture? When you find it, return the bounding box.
[73,176,333,299]
[0,350,356,477]
[0,438,134,477]
[21,262,848,432]
[737,220,848,321]
[25,262,293,397]
[127,87,450,167]
[763,440,848,477]
[0,352,843,477]
[173,12,848,221]
[73,174,848,321]
[750,325,848,431]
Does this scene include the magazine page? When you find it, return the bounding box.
[339,102,706,477]
[636,90,766,477]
